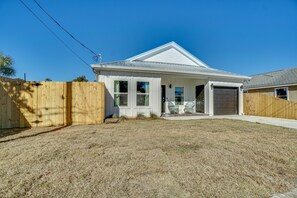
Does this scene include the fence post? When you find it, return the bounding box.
[66,82,72,125]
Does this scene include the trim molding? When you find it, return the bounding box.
[244,84,297,90]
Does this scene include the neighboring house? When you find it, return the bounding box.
[243,67,297,101]
[92,42,250,117]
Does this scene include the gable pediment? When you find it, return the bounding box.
[127,42,208,68]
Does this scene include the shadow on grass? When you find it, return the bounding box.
[0,128,30,139]
[0,126,68,144]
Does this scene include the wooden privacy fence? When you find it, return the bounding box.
[0,78,105,128]
[244,93,297,120]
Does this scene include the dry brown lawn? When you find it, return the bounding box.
[1,119,297,198]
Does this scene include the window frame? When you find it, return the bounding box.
[113,80,129,107]
[175,86,185,105]
[274,87,289,100]
[136,81,150,107]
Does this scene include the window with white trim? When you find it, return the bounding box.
[114,80,128,106]
[175,87,184,105]
[136,81,149,106]
[275,88,288,100]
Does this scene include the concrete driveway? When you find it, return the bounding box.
[164,115,297,130]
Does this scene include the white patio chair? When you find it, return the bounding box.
[184,102,195,114]
[168,101,179,114]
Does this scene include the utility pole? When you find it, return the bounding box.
[99,54,102,63]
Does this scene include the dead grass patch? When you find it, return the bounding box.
[0,119,297,197]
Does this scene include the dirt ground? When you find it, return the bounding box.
[0,119,297,198]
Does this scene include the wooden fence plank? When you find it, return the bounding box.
[0,78,105,129]
[2,83,8,128]
[0,84,3,129]
[244,93,297,120]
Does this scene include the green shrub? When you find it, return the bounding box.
[136,112,146,119]
[119,115,128,121]
[149,112,159,119]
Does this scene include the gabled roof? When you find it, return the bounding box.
[243,67,297,89]
[92,41,250,80]
[127,41,208,68]
[92,60,250,80]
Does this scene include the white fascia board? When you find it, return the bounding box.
[127,42,174,61]
[209,81,243,87]
[92,65,250,80]
[171,42,209,68]
[126,41,209,68]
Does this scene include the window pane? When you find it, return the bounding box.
[137,95,149,106]
[114,94,128,106]
[175,87,184,105]
[276,88,287,100]
[175,87,184,97]
[114,81,128,93]
[120,81,128,93]
[137,82,149,93]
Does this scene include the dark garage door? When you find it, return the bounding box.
[214,87,238,115]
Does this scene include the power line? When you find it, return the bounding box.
[32,0,99,59]
[18,0,92,69]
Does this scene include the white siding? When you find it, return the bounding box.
[143,48,199,66]
[98,71,161,118]
[206,81,244,116]
[127,41,209,67]
[97,71,244,117]
[160,76,206,113]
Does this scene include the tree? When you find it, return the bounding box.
[45,78,52,81]
[0,52,16,77]
[14,78,25,82]
[72,75,88,82]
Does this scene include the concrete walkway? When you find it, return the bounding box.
[164,115,297,130]
[272,188,297,198]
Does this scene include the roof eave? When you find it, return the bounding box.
[92,65,250,80]
[244,83,297,90]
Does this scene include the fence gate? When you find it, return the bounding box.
[0,78,105,129]
[244,93,297,120]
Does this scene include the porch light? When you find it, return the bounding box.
[210,83,213,90]
[169,84,172,88]
[240,85,243,91]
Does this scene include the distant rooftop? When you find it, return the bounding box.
[243,67,297,89]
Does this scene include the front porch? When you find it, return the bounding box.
[160,75,208,115]
[161,112,208,117]
[159,75,244,116]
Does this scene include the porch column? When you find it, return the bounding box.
[204,81,212,115]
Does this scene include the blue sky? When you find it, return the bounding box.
[1,0,297,81]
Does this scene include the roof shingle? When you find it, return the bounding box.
[243,67,297,89]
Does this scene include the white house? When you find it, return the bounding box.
[92,42,250,118]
